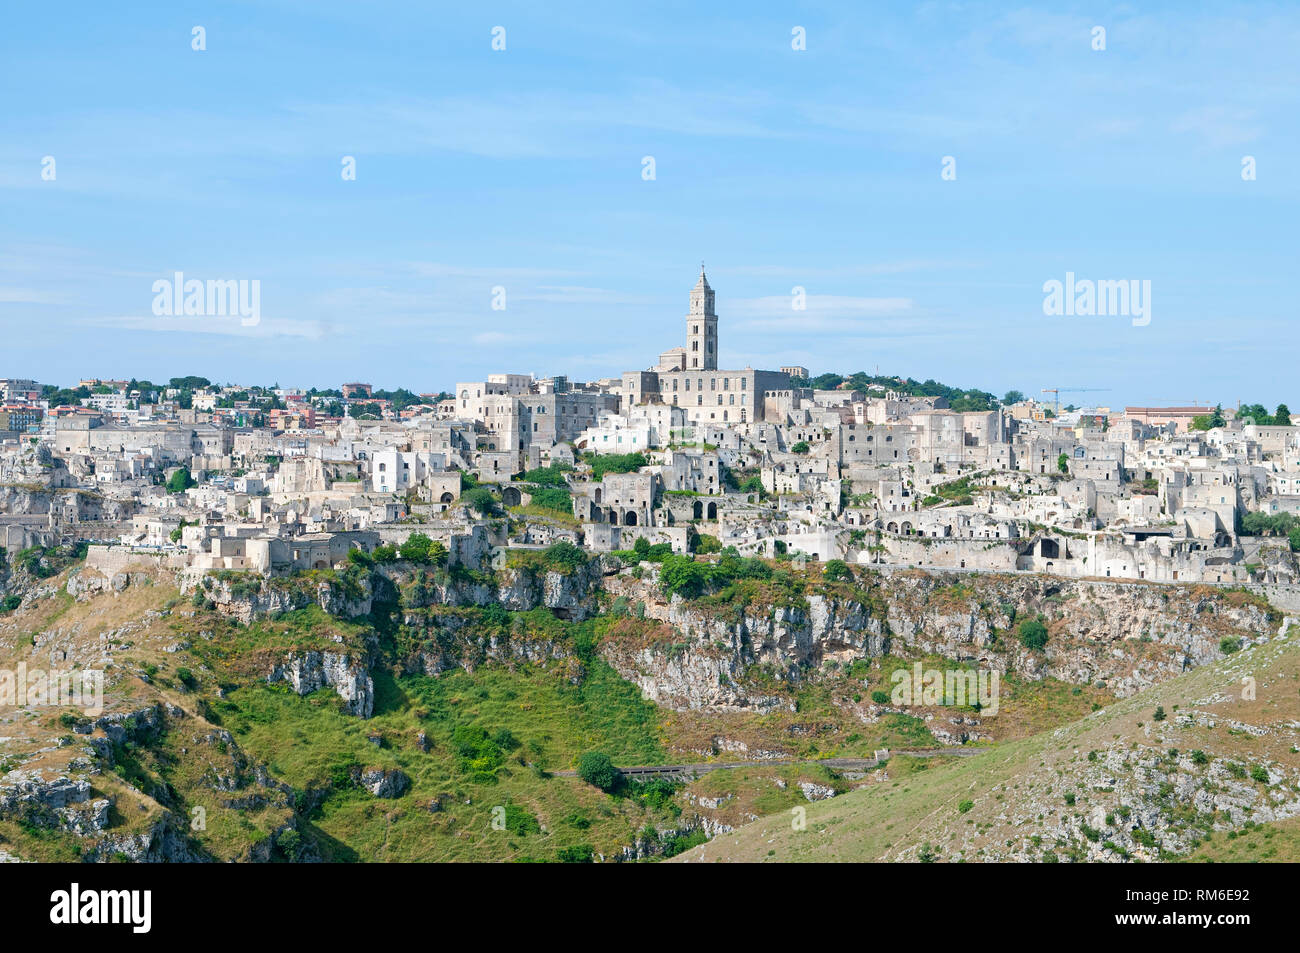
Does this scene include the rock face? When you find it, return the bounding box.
[194,557,1282,721]
[878,573,1277,696]
[202,573,374,624]
[360,768,410,798]
[799,781,837,801]
[400,608,575,679]
[0,769,115,839]
[195,558,605,624]
[267,651,375,718]
[82,820,210,864]
[393,560,605,620]
[597,570,1280,713]
[66,567,155,599]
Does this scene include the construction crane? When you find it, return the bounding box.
[1040,387,1110,416]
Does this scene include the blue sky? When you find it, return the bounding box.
[2,1,1298,408]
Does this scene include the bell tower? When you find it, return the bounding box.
[686,264,718,370]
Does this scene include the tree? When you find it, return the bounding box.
[791,441,810,454]
[165,467,195,494]
[633,536,651,557]
[1192,405,1227,431]
[399,532,437,563]
[541,540,587,573]
[694,533,722,554]
[461,487,499,516]
[823,559,851,582]
[1057,452,1069,474]
[658,554,710,599]
[169,376,211,391]
[807,373,843,390]
[577,752,619,792]
[520,463,571,487]
[1003,390,1025,405]
[1276,404,1291,426]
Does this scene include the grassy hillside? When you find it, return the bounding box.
[673,628,1300,862]
[3,556,1292,863]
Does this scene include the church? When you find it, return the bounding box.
[620,267,792,425]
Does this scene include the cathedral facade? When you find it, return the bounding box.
[621,268,792,426]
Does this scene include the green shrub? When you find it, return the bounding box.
[500,804,541,836]
[540,540,587,574]
[694,533,722,555]
[585,452,647,481]
[452,724,505,782]
[520,464,571,487]
[525,486,571,512]
[577,751,619,792]
[399,533,447,565]
[557,844,594,863]
[822,559,851,582]
[462,487,500,516]
[659,555,710,600]
[1017,616,1049,652]
[165,467,196,494]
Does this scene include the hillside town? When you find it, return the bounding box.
[4,269,1299,598]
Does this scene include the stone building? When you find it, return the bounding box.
[621,268,791,426]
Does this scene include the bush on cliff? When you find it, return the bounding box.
[822,559,851,582]
[1017,616,1049,652]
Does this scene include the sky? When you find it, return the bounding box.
[2,1,1298,409]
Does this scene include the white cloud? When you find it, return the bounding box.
[730,295,915,332]
[80,315,325,339]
